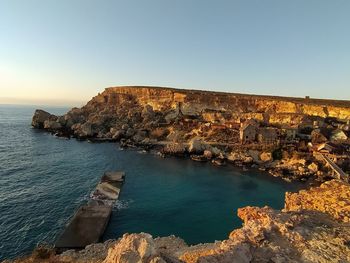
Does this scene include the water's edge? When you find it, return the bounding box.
[0,105,302,260]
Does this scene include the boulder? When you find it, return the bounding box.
[330,129,348,142]
[126,128,136,138]
[212,158,226,166]
[210,147,222,156]
[307,162,318,173]
[80,122,94,137]
[227,151,252,164]
[247,150,260,163]
[31,109,56,128]
[43,120,62,130]
[103,233,156,263]
[110,127,118,135]
[227,152,241,162]
[203,150,213,159]
[162,143,186,155]
[188,137,207,153]
[243,156,254,164]
[112,130,125,140]
[260,152,272,162]
[133,130,147,143]
[311,130,327,144]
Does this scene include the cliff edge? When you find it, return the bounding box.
[31,86,350,182]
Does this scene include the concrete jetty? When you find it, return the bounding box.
[55,171,125,250]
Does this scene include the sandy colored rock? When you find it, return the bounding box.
[32,110,57,129]
[103,233,156,263]
[284,180,350,223]
[307,162,318,173]
[259,152,272,162]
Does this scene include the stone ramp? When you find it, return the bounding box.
[55,171,125,250]
[315,152,349,182]
[322,154,349,182]
[55,205,112,249]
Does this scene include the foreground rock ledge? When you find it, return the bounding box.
[5,180,350,263]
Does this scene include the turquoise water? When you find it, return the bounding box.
[0,105,301,260]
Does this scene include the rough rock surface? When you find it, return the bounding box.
[284,180,350,223]
[32,86,350,140]
[32,110,57,129]
[6,180,350,263]
[31,86,350,182]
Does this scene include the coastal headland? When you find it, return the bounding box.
[3,86,350,262]
[32,86,350,183]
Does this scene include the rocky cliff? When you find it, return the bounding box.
[31,86,350,182]
[32,86,350,141]
[96,86,350,118]
[5,180,350,263]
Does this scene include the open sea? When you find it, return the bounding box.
[0,105,302,260]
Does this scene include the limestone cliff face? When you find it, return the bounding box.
[32,86,350,143]
[81,86,350,135]
[94,86,350,119]
[6,180,350,263]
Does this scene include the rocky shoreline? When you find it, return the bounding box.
[5,179,350,263]
[31,86,350,183]
[4,86,350,262]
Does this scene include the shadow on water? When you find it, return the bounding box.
[239,180,259,191]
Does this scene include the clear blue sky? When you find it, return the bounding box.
[0,0,349,105]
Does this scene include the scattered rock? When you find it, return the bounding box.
[203,150,213,159]
[259,152,272,162]
[32,109,57,128]
[188,137,207,153]
[212,158,226,166]
[307,162,318,173]
[103,233,156,263]
[43,120,62,130]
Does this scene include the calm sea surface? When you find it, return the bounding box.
[0,105,302,260]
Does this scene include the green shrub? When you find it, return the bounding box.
[272,148,282,160]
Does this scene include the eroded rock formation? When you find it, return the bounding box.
[32,86,350,140]
[5,180,350,263]
[31,86,350,182]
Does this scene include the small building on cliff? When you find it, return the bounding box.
[239,120,258,143]
[281,126,298,142]
[257,127,278,144]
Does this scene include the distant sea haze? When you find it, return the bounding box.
[0,105,300,260]
[0,97,86,107]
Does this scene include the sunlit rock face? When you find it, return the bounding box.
[180,180,350,263]
[31,109,57,129]
[96,86,350,119]
[284,180,350,223]
[32,86,350,142]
